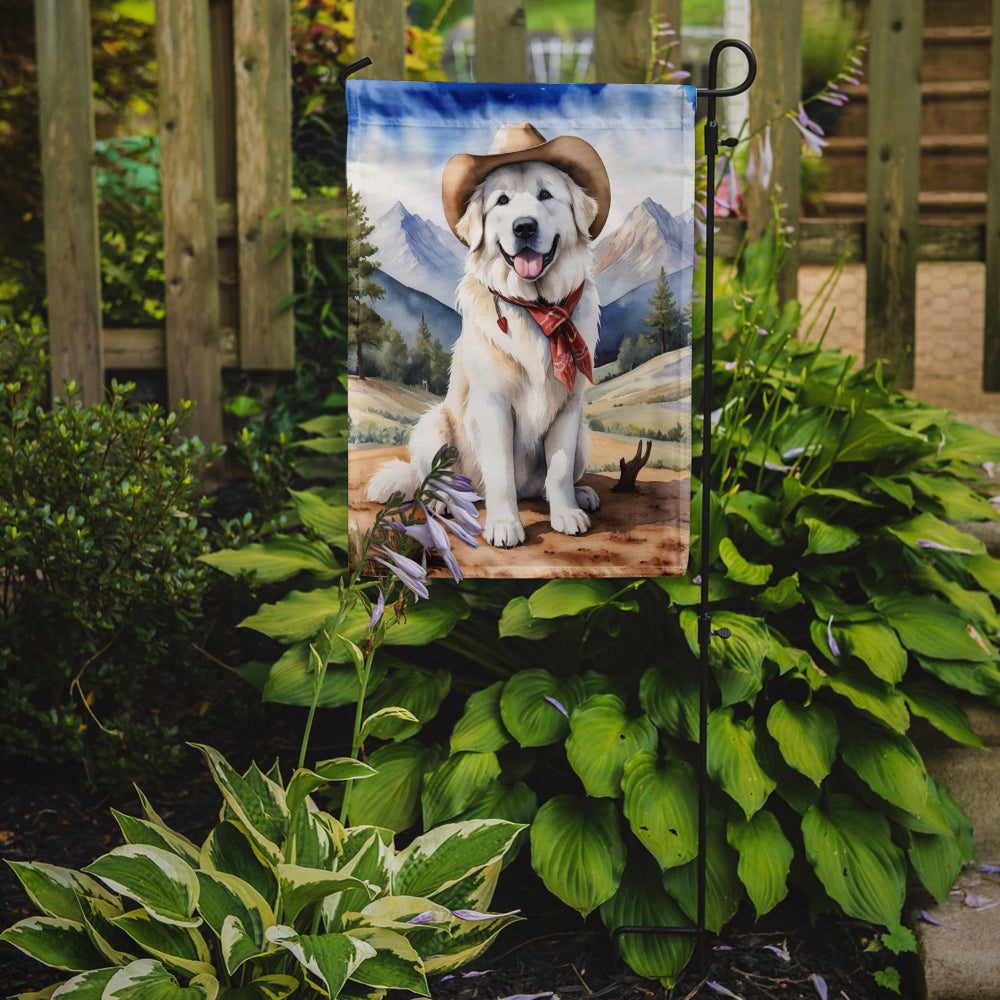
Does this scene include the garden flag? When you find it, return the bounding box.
[346,80,696,578]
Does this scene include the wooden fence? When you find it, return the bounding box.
[33,0,1000,445]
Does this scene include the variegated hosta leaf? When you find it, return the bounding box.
[802,793,906,926]
[421,906,523,975]
[214,975,299,1000]
[323,829,393,931]
[565,696,658,799]
[83,846,200,928]
[424,859,501,915]
[599,853,694,987]
[765,700,838,786]
[288,802,343,870]
[4,862,118,922]
[499,670,585,747]
[77,894,136,966]
[110,908,214,978]
[661,811,742,934]
[529,795,626,917]
[345,926,429,995]
[450,681,511,754]
[727,810,793,918]
[391,820,524,901]
[347,740,442,833]
[707,707,776,819]
[46,966,118,997]
[285,760,375,824]
[838,718,929,817]
[0,916,107,971]
[421,751,502,829]
[621,751,699,871]
[265,926,375,998]
[102,958,218,999]
[195,871,274,974]
[112,811,202,868]
[190,745,287,863]
[200,822,278,910]
[277,864,375,925]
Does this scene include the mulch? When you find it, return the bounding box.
[1,744,913,1000]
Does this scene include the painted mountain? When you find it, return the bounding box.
[363,196,692,364]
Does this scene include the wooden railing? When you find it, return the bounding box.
[32,0,1000,446]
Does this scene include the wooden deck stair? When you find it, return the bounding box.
[814,3,993,221]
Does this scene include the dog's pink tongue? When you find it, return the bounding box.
[514,250,544,280]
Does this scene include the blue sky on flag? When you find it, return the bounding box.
[345,80,697,235]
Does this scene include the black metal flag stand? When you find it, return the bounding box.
[341,38,758,975]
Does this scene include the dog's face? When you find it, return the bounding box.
[457,161,598,302]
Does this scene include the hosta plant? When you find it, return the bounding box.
[1,744,523,999]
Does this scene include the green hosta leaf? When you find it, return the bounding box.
[393,820,524,901]
[911,562,1000,633]
[200,822,278,910]
[839,718,929,816]
[346,926,428,994]
[707,708,776,818]
[260,643,385,709]
[621,751,699,871]
[103,959,218,999]
[908,782,968,907]
[803,517,859,556]
[901,680,982,748]
[200,536,342,584]
[680,610,770,706]
[265,926,375,997]
[967,553,1000,597]
[5,862,118,923]
[836,621,907,684]
[724,490,784,545]
[347,740,442,832]
[916,655,1000,697]
[112,812,201,868]
[190,746,287,863]
[565,695,658,798]
[874,594,995,662]
[765,701,838,786]
[906,472,998,522]
[885,511,985,556]
[498,596,564,639]
[421,751,502,828]
[450,682,511,754]
[499,670,584,747]
[195,871,273,974]
[866,474,914,509]
[530,795,626,917]
[727,811,793,918]
[639,664,699,742]
[363,667,451,740]
[661,811,741,934]
[527,579,617,618]
[453,779,538,827]
[111,908,214,978]
[277,865,374,925]
[360,706,421,742]
[216,976,299,1000]
[755,573,805,614]
[802,793,906,926]
[0,916,107,971]
[935,421,1000,465]
[835,409,927,463]
[288,488,348,545]
[83,846,200,928]
[599,853,694,987]
[718,537,772,586]
[808,661,910,732]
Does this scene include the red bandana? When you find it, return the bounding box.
[492,283,593,392]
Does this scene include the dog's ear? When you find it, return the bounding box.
[456,188,485,250]
[570,185,599,238]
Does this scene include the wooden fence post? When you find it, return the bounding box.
[864,0,923,390]
[157,0,223,445]
[473,0,526,82]
[233,0,294,369]
[983,0,1000,391]
[746,0,801,305]
[354,0,406,80]
[34,0,104,405]
[594,0,654,83]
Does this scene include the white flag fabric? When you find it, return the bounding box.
[347,80,695,578]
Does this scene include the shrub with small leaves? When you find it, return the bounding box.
[0,317,220,782]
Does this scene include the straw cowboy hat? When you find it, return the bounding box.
[442,122,611,245]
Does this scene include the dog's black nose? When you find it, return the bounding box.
[513,217,537,241]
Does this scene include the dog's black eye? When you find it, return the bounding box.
[538,189,552,200]
[496,194,509,206]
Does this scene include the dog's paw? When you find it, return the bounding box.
[551,507,591,537]
[575,486,600,511]
[484,516,526,548]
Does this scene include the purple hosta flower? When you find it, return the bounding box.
[812,974,828,1000]
[706,983,742,999]
[763,944,790,962]
[979,864,1000,874]
[441,970,493,982]
[451,908,521,921]
[827,615,842,658]
[367,590,385,631]
[747,125,774,191]
[715,157,742,216]
[919,909,958,929]
[496,994,557,1000]
[369,544,429,600]
[389,510,464,583]
[791,104,829,156]
[407,911,438,925]
[422,497,480,550]
[544,695,569,718]
[425,475,483,538]
[917,538,973,555]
